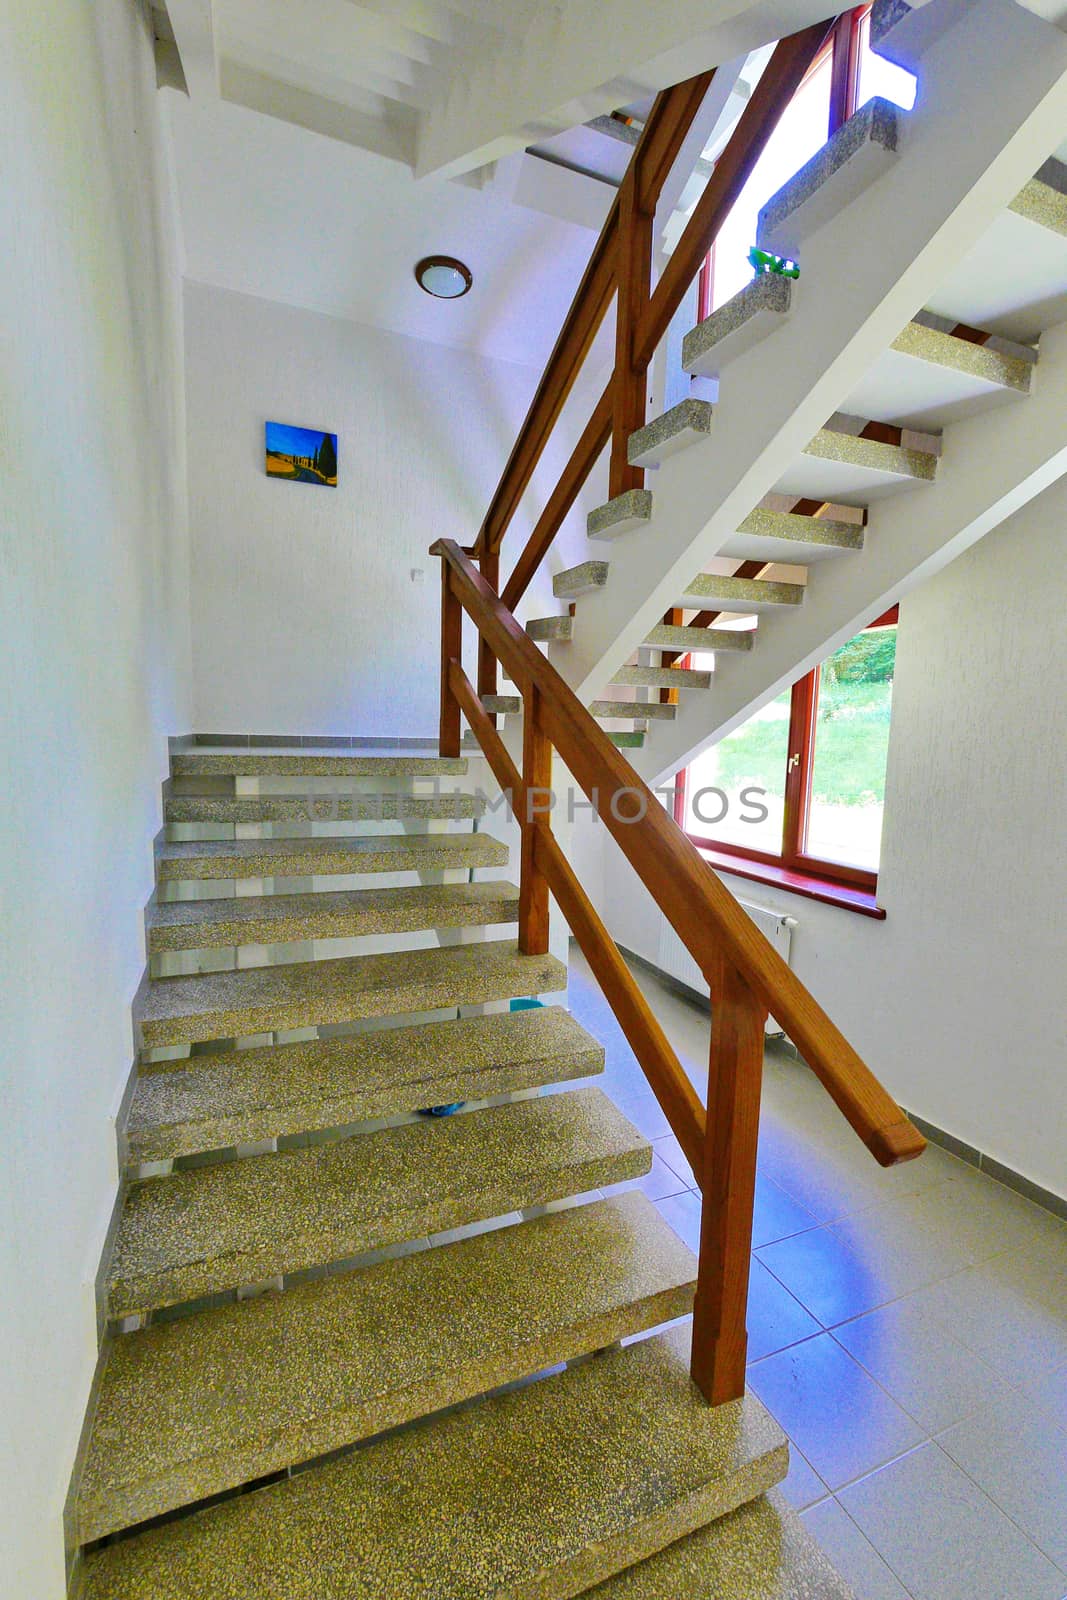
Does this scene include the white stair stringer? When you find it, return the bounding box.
[630,316,1067,784]
[548,0,1067,705]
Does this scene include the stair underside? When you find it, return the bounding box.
[145,880,520,953]
[843,317,1032,430]
[106,1087,649,1317]
[171,751,469,777]
[776,427,937,504]
[165,792,487,824]
[155,831,508,881]
[136,940,566,1049]
[586,1491,856,1599]
[721,505,864,565]
[127,1005,604,1163]
[76,1324,787,1600]
[78,1193,695,1541]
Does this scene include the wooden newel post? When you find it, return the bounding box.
[477,547,500,699]
[690,953,767,1404]
[439,562,462,759]
[518,685,551,955]
[609,170,654,498]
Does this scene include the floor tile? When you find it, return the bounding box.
[757,1223,895,1327]
[840,1442,1065,1600]
[1019,1364,1067,1435]
[802,1497,911,1600]
[654,1189,702,1252]
[653,1132,697,1189]
[779,1446,829,1512]
[832,1297,1021,1432]
[937,1391,1067,1569]
[757,1119,887,1224]
[748,1333,924,1491]
[747,1257,822,1362]
[752,1172,819,1249]
[900,1250,1067,1382]
[828,1187,996,1293]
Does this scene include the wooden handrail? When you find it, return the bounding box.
[434,539,925,1171]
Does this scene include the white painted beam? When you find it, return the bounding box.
[165,0,219,99]
[221,62,416,166]
[414,0,835,181]
[550,0,1067,704]
[633,316,1067,783]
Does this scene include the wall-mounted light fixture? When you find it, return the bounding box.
[414,256,473,299]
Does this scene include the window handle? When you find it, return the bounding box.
[788,753,801,771]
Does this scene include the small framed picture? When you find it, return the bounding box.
[265,421,338,487]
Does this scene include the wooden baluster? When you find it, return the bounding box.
[690,955,768,1404]
[439,563,462,759]
[477,547,500,699]
[609,171,654,499]
[518,685,551,955]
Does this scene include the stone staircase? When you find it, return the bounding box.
[508,0,1067,776]
[69,743,854,1598]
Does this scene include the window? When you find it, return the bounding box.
[698,7,917,317]
[675,610,898,914]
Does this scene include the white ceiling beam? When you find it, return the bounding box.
[414,0,835,180]
[165,0,219,99]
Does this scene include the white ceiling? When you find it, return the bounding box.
[165,89,617,369]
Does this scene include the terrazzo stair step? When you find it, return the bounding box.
[627,398,712,468]
[527,614,573,643]
[76,1192,695,1542]
[589,700,677,723]
[645,622,754,654]
[145,881,521,955]
[842,314,1034,430]
[481,694,521,715]
[682,273,793,379]
[611,665,712,691]
[105,1087,651,1318]
[608,731,646,749]
[722,505,864,565]
[135,940,568,1050]
[126,1006,605,1164]
[77,1322,787,1600]
[554,561,609,600]
[171,750,468,778]
[587,488,654,542]
[757,97,899,260]
[154,831,508,883]
[582,1491,855,1599]
[1010,157,1067,238]
[676,574,805,613]
[776,425,938,505]
[165,791,487,825]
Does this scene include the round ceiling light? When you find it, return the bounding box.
[415,255,473,299]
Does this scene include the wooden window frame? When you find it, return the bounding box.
[673,606,898,916]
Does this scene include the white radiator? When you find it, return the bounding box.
[656,900,796,1035]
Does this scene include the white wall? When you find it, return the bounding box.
[183,281,605,736]
[601,485,1067,1199]
[0,2,189,1592]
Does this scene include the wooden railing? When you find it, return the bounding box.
[472,20,832,698]
[434,540,925,1406]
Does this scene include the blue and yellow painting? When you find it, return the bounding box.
[265,421,338,487]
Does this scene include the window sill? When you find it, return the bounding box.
[697,847,887,919]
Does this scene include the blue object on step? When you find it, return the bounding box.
[509,997,544,1011]
[417,1102,465,1117]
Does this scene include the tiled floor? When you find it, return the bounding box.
[566,947,1067,1600]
